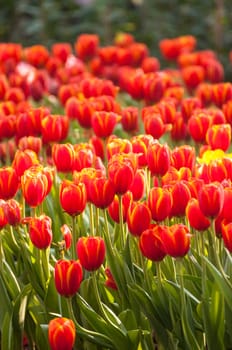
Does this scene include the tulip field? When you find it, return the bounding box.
[1,33,232,350]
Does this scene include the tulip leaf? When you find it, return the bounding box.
[203,256,232,312]
[0,274,12,329]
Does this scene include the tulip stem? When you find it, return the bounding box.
[118,195,125,248]
[71,216,77,260]
[89,203,95,236]
[92,271,117,329]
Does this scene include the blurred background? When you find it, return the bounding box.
[1,0,232,78]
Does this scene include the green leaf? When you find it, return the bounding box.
[0,274,12,329]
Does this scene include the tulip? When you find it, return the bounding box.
[48,317,76,350]
[73,143,95,172]
[60,224,72,250]
[181,65,205,90]
[21,167,48,207]
[0,166,19,200]
[18,136,42,155]
[187,111,211,143]
[4,199,21,226]
[186,198,211,231]
[54,259,83,297]
[211,83,232,107]
[108,191,133,224]
[180,97,202,121]
[131,134,153,168]
[12,149,39,177]
[168,180,192,218]
[127,201,151,237]
[60,180,87,217]
[75,33,99,61]
[65,97,94,129]
[52,143,75,173]
[41,114,69,144]
[206,124,231,152]
[198,182,224,218]
[92,111,121,139]
[0,113,16,139]
[143,112,167,139]
[147,141,171,177]
[148,187,173,222]
[139,226,166,261]
[25,215,53,249]
[105,267,118,290]
[129,169,146,201]
[88,176,115,209]
[161,223,190,258]
[108,153,137,195]
[221,220,232,253]
[24,45,49,67]
[51,42,72,63]
[0,199,7,229]
[196,83,212,106]
[171,145,196,172]
[76,236,105,271]
[106,137,132,161]
[121,106,139,134]
[170,112,188,142]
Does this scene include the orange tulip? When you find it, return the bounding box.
[48,317,76,350]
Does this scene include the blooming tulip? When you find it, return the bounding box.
[76,236,105,271]
[48,317,76,350]
[54,259,83,297]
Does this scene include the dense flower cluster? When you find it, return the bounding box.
[0,32,232,350]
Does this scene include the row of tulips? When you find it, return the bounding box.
[0,32,232,350]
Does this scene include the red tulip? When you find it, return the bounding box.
[60,180,87,217]
[129,169,146,201]
[41,114,69,144]
[60,224,72,250]
[148,187,173,222]
[139,225,166,261]
[52,143,75,173]
[75,34,99,61]
[76,236,106,271]
[221,220,232,252]
[168,180,192,218]
[206,124,231,151]
[0,200,7,229]
[186,198,211,231]
[48,317,76,350]
[54,259,83,297]
[188,110,211,143]
[147,141,171,177]
[88,176,115,209]
[198,182,224,218]
[12,149,39,177]
[92,111,121,138]
[131,134,153,168]
[108,191,133,223]
[21,166,48,207]
[65,97,94,129]
[18,136,42,154]
[0,166,19,199]
[127,201,151,237]
[4,199,21,226]
[51,42,72,63]
[105,267,118,290]
[161,223,191,258]
[25,215,53,249]
[171,145,196,172]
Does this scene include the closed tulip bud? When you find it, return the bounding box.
[60,224,72,250]
[161,223,190,258]
[60,180,87,217]
[186,198,211,231]
[54,259,83,297]
[168,180,192,218]
[52,143,75,173]
[188,111,211,143]
[206,124,231,152]
[198,182,224,218]
[211,83,232,107]
[4,199,21,226]
[65,97,94,129]
[18,136,42,154]
[21,167,48,207]
[88,176,115,209]
[127,201,151,237]
[170,111,188,142]
[148,187,173,222]
[131,134,153,168]
[105,267,118,290]
[41,114,69,144]
[12,149,39,177]
[76,236,105,271]
[129,169,146,201]
[0,200,7,229]
[121,106,139,133]
[25,215,53,249]
[221,220,232,252]
[139,225,166,261]
[181,65,205,90]
[181,97,202,121]
[73,144,95,172]
[143,113,167,139]
[48,317,76,350]
[147,141,171,177]
[108,191,133,223]
[75,33,99,61]
[92,111,121,138]
[0,166,19,200]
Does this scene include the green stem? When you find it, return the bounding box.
[89,203,95,236]
[118,195,125,248]
[71,216,77,260]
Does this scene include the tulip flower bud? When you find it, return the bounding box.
[76,236,105,271]
[60,180,87,217]
[139,225,166,261]
[48,317,76,350]
[52,143,75,173]
[127,201,151,237]
[0,166,19,200]
[25,214,53,249]
[198,182,224,219]
[186,198,211,231]
[161,223,190,258]
[148,187,173,222]
[54,259,83,297]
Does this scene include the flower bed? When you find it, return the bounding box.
[0,33,232,349]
